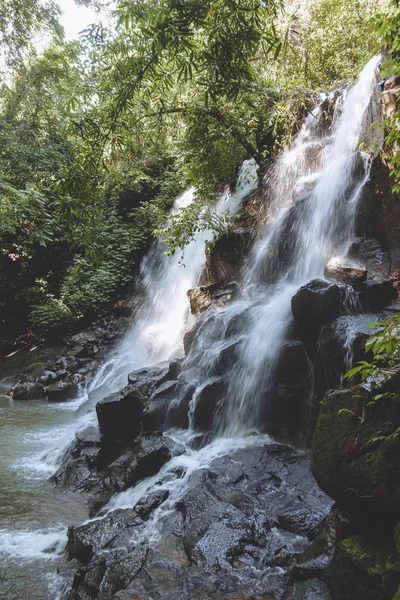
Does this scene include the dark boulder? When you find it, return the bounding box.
[192,379,226,431]
[127,363,169,393]
[360,279,397,310]
[56,355,78,371]
[108,435,171,491]
[203,230,252,284]
[67,509,144,564]
[348,238,391,281]
[142,380,179,432]
[165,383,196,429]
[325,530,400,600]
[291,279,344,355]
[96,384,147,443]
[46,380,80,402]
[12,381,46,400]
[38,370,58,385]
[312,371,400,518]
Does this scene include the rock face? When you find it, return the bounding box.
[62,442,332,600]
[187,281,240,316]
[203,230,252,284]
[324,259,367,285]
[312,371,400,517]
[291,279,345,355]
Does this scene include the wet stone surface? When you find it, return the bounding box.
[63,441,332,600]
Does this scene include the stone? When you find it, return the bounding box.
[348,238,390,281]
[96,384,147,443]
[192,379,226,431]
[291,279,344,355]
[203,230,252,284]
[361,279,397,310]
[46,381,79,402]
[325,531,400,600]
[165,383,195,429]
[312,371,400,518]
[108,435,171,490]
[324,259,367,285]
[12,381,45,400]
[38,370,58,385]
[187,281,240,316]
[56,355,78,371]
[67,509,143,563]
[142,380,179,432]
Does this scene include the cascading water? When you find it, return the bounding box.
[0,160,258,600]
[217,55,380,435]
[0,55,382,600]
[64,56,382,554]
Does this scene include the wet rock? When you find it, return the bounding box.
[278,507,326,538]
[142,380,179,432]
[184,311,227,358]
[285,579,332,599]
[325,530,400,600]
[312,370,400,517]
[56,355,78,371]
[96,384,147,443]
[63,440,333,600]
[361,279,397,310]
[187,281,240,316]
[165,383,195,429]
[204,230,252,284]
[127,363,168,392]
[324,259,367,285]
[348,238,390,281]
[136,489,169,520]
[46,380,79,402]
[67,510,144,563]
[277,341,310,385]
[224,303,256,338]
[291,280,344,355]
[12,381,46,400]
[293,507,350,580]
[192,379,226,431]
[213,339,243,376]
[38,370,58,385]
[109,435,171,491]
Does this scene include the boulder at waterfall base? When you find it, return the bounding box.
[312,371,400,517]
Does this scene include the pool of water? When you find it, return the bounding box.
[0,384,88,600]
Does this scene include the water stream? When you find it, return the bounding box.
[0,56,381,599]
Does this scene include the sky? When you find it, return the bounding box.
[58,0,111,40]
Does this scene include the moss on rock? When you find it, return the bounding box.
[326,531,400,600]
[312,371,400,517]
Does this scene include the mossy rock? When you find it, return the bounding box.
[326,532,400,600]
[312,372,400,517]
[395,524,400,555]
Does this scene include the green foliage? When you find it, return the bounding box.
[0,0,61,66]
[0,0,393,337]
[372,0,400,193]
[344,313,400,384]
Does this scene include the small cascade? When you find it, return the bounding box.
[215,55,380,436]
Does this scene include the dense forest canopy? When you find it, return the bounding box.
[0,0,398,339]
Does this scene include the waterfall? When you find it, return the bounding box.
[91,56,381,519]
[41,160,259,474]
[215,55,380,435]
